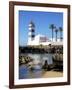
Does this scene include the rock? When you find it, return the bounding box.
[42,60,50,71]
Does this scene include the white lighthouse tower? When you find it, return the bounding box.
[28,21,35,45]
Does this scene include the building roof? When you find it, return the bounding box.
[29,21,35,27]
[35,34,46,38]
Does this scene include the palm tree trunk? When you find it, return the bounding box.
[60,31,62,41]
[52,29,53,41]
[56,32,57,42]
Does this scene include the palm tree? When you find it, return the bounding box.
[59,27,63,41]
[49,24,56,41]
[55,28,58,42]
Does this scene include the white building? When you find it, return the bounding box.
[27,21,63,46]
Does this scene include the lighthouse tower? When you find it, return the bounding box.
[28,21,35,45]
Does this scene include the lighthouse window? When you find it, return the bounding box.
[31,29,35,32]
[32,35,35,37]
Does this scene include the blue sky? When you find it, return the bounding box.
[19,10,63,46]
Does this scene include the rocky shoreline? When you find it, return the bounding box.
[19,53,63,71]
[19,45,63,54]
[19,55,33,65]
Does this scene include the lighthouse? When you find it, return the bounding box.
[28,21,35,45]
[27,21,63,46]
